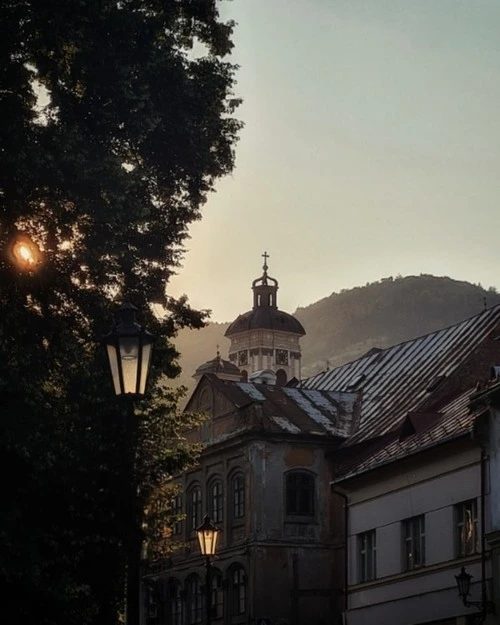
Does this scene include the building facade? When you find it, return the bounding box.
[144,374,358,625]
[302,305,500,625]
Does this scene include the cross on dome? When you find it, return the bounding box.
[262,251,269,274]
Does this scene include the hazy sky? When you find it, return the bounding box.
[168,0,500,322]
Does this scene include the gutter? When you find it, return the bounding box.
[331,485,349,613]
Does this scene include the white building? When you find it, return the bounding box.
[302,305,500,625]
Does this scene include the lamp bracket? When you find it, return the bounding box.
[463,598,495,613]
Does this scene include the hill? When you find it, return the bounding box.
[172,275,500,396]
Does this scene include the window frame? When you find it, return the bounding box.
[168,579,183,625]
[210,569,224,620]
[456,499,479,557]
[231,473,245,520]
[230,565,246,616]
[186,575,202,625]
[188,486,202,532]
[210,480,224,524]
[171,494,183,536]
[285,470,316,517]
[358,529,376,583]
[403,515,425,571]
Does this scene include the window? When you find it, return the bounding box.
[186,576,202,624]
[456,499,479,557]
[358,530,376,582]
[189,487,202,531]
[276,349,289,365]
[230,566,246,615]
[145,584,159,621]
[210,570,224,620]
[232,473,245,519]
[210,481,224,524]
[172,495,183,536]
[403,515,425,570]
[168,580,183,625]
[286,471,315,516]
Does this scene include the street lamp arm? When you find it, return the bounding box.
[462,598,495,612]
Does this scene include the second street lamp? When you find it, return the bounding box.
[196,515,221,625]
[455,566,494,624]
[103,301,155,625]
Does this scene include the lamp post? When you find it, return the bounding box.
[103,301,155,625]
[196,515,221,625]
[455,566,494,624]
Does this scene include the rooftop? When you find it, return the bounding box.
[194,374,359,439]
[302,305,500,446]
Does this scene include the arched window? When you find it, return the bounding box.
[210,569,224,620]
[230,565,246,616]
[285,471,315,516]
[276,368,287,386]
[186,575,202,624]
[231,473,245,520]
[167,579,183,625]
[188,486,202,531]
[210,480,223,524]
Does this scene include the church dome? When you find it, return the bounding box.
[225,307,305,336]
[225,253,305,338]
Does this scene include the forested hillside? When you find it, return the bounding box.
[173,275,500,395]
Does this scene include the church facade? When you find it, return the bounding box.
[142,257,347,625]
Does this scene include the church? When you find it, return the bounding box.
[144,256,350,625]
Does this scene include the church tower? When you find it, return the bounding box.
[225,253,305,385]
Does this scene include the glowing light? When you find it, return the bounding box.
[17,244,34,263]
[10,235,41,271]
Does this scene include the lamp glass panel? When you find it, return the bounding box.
[138,340,153,395]
[119,351,140,395]
[198,528,219,556]
[457,572,471,597]
[106,344,122,395]
[119,336,139,361]
[211,528,219,553]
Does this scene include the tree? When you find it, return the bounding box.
[0,1,241,623]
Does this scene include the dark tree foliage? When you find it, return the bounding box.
[0,1,241,623]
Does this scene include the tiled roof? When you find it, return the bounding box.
[301,305,500,445]
[202,374,358,439]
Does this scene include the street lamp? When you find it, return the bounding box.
[103,301,155,625]
[103,301,155,397]
[455,566,494,624]
[8,233,42,271]
[196,515,221,625]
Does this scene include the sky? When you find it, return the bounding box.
[168,0,500,323]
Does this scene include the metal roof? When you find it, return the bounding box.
[200,374,358,439]
[301,305,500,445]
[332,388,479,482]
